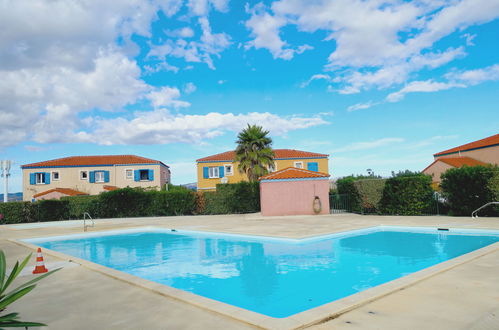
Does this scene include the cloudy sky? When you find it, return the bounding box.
[1,0,498,191]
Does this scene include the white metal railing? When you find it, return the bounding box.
[471,202,499,218]
[83,212,95,232]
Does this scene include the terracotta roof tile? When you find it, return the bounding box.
[103,185,119,191]
[259,167,330,180]
[22,155,167,168]
[434,134,499,156]
[197,149,328,162]
[33,188,88,198]
[422,156,489,173]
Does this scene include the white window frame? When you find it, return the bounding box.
[95,171,105,183]
[52,171,60,181]
[125,168,133,180]
[80,171,88,180]
[35,173,45,184]
[294,161,304,169]
[224,164,233,176]
[208,167,219,179]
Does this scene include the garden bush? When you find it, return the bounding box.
[36,199,70,221]
[440,165,499,216]
[335,175,385,213]
[61,195,101,219]
[379,172,434,215]
[150,189,197,216]
[0,202,36,224]
[202,182,260,214]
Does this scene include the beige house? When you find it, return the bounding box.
[21,155,170,201]
[423,133,499,185]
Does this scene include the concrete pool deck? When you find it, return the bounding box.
[1,213,499,329]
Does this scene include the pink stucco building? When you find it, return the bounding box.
[259,167,330,216]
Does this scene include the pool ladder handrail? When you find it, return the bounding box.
[83,212,95,232]
[471,202,499,218]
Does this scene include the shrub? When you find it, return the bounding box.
[61,195,101,219]
[353,179,387,213]
[0,202,36,224]
[151,190,197,216]
[379,173,434,215]
[440,165,499,216]
[36,199,70,221]
[97,187,156,218]
[202,182,260,215]
[336,175,385,213]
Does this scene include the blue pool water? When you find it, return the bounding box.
[26,226,499,318]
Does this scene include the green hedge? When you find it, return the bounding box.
[0,202,37,224]
[202,182,260,214]
[379,173,435,215]
[336,176,386,213]
[61,195,101,219]
[441,165,499,216]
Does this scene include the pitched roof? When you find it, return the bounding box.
[33,188,88,198]
[22,155,168,168]
[434,134,499,156]
[196,149,328,162]
[422,156,489,173]
[259,167,330,180]
[103,185,119,191]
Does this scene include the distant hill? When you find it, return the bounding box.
[180,183,197,191]
[0,192,23,202]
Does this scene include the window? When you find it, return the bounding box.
[294,162,303,169]
[35,173,45,184]
[224,164,233,176]
[125,169,133,180]
[95,171,105,183]
[52,172,60,181]
[209,167,219,178]
[139,169,149,181]
[80,171,88,180]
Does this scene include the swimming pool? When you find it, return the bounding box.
[24,226,499,318]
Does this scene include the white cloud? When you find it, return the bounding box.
[461,33,476,46]
[147,17,231,70]
[300,74,331,88]
[217,80,227,84]
[165,27,195,38]
[446,63,499,85]
[245,3,312,60]
[73,110,329,145]
[331,138,405,153]
[183,82,197,94]
[146,87,191,108]
[347,101,378,112]
[246,0,499,92]
[187,0,229,16]
[386,80,465,102]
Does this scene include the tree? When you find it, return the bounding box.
[234,124,275,182]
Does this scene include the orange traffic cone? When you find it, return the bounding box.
[32,248,48,274]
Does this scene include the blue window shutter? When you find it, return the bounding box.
[219,166,224,178]
[104,171,110,183]
[134,170,140,181]
[148,169,154,181]
[307,162,318,172]
[44,172,50,184]
[203,167,209,179]
[30,173,36,185]
[89,171,95,183]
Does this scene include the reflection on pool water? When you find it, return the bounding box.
[26,227,499,318]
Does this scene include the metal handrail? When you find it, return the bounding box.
[471,202,499,218]
[83,212,94,232]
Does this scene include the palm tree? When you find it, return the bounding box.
[234,124,275,182]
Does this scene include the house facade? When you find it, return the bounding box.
[196,149,329,191]
[422,133,499,185]
[21,155,170,201]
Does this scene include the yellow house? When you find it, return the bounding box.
[196,149,329,191]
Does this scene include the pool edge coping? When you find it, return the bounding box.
[9,227,499,330]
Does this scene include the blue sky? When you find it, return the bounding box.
[1,0,498,192]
